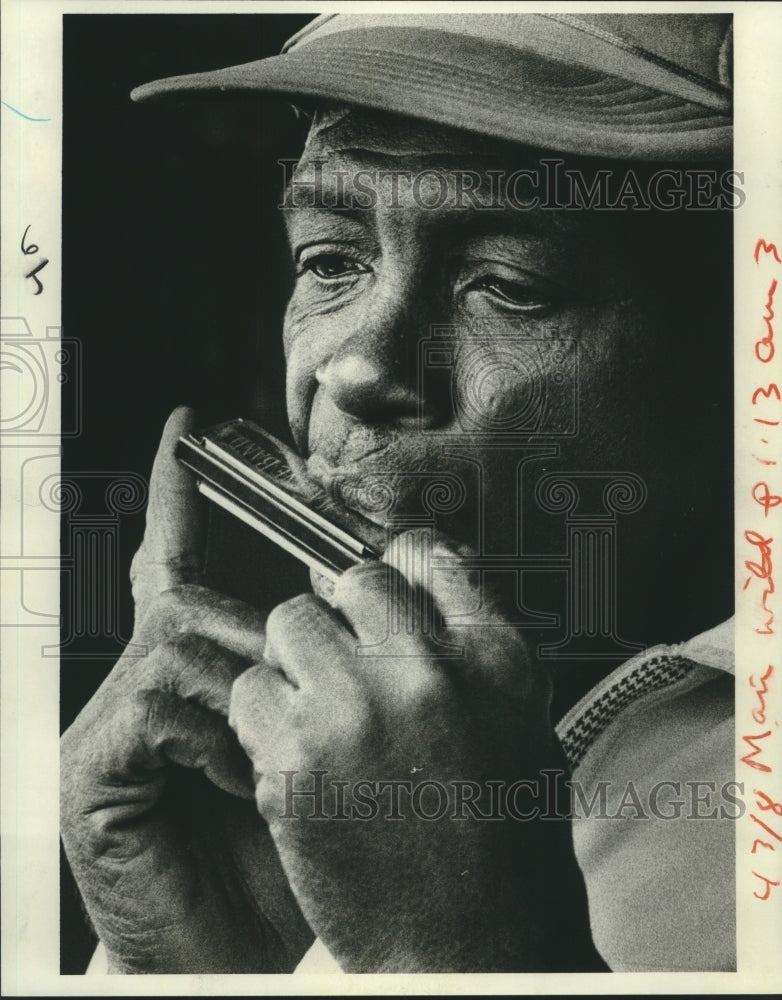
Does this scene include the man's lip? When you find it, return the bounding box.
[306,449,391,483]
[305,453,394,527]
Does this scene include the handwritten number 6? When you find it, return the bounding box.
[21,225,39,255]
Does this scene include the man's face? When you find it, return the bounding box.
[281,108,730,642]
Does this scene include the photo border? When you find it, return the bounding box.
[2,1,780,994]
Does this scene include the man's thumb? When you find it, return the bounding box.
[131,406,207,622]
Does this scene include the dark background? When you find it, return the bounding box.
[61,13,314,972]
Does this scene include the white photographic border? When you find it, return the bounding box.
[2,1,780,993]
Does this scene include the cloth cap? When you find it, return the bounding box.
[131,13,732,161]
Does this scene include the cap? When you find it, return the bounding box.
[131,12,732,161]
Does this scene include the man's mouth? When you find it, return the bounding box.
[304,430,461,529]
[306,452,395,526]
[309,426,397,466]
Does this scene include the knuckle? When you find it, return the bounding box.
[152,586,185,617]
[166,629,210,659]
[133,685,167,736]
[132,686,194,752]
[313,689,375,755]
[162,582,211,606]
[332,561,387,604]
[154,632,217,689]
[144,584,191,627]
[145,586,260,657]
[161,629,208,662]
[265,685,372,767]
[60,794,112,860]
[135,587,178,638]
[227,664,264,731]
[265,593,317,644]
[285,591,321,615]
[400,665,450,712]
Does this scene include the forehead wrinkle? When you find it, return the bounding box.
[296,144,511,175]
[304,104,484,158]
[282,205,375,243]
[302,142,500,167]
[291,144,597,239]
[282,209,586,259]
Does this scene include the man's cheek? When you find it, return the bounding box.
[282,302,310,362]
[450,349,538,432]
[284,301,354,374]
[283,315,326,443]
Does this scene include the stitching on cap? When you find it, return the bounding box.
[302,46,728,135]
[284,53,728,143]
[542,13,731,100]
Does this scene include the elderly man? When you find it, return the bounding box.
[61,13,735,974]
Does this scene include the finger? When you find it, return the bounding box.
[328,559,456,715]
[145,632,251,716]
[384,530,501,626]
[262,593,353,686]
[139,585,266,661]
[143,632,257,798]
[132,687,255,800]
[132,407,207,622]
[330,561,432,652]
[229,661,293,773]
[383,531,541,693]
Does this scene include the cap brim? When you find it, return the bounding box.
[131,28,731,161]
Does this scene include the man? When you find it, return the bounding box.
[60,13,735,973]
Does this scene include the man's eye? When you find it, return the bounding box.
[300,254,367,281]
[474,277,550,311]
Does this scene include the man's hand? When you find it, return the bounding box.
[230,533,607,972]
[60,408,314,973]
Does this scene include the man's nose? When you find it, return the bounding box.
[315,292,442,426]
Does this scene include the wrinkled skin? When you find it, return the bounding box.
[61,108,730,973]
[230,541,601,971]
[60,409,315,973]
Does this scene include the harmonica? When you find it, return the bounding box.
[176,418,380,581]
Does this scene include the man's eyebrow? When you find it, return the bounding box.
[438,208,579,240]
[281,174,587,245]
[282,206,374,246]
[281,204,570,246]
[282,206,372,226]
